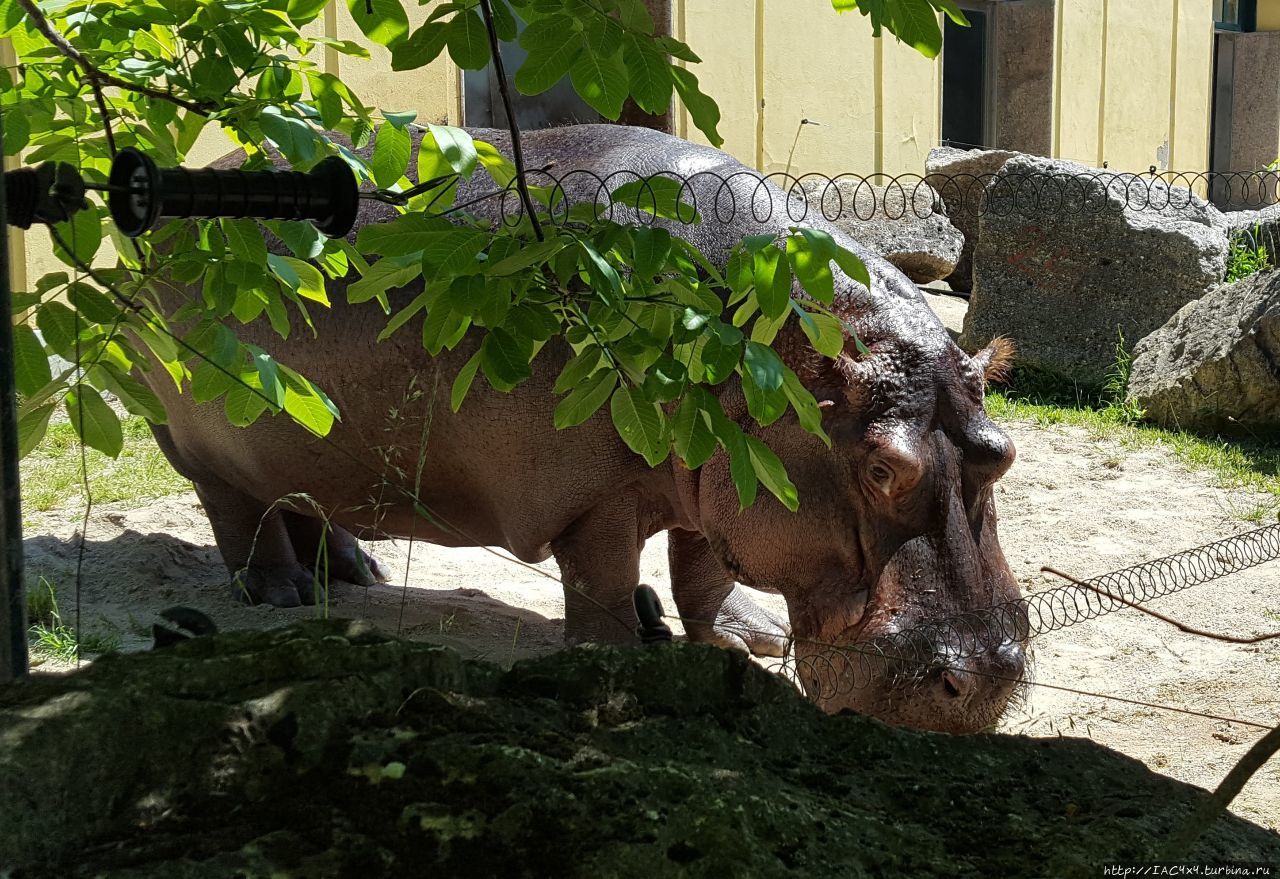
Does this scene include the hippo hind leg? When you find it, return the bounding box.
[283,513,390,588]
[191,479,319,608]
[668,529,790,658]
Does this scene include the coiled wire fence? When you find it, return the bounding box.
[770,523,1280,700]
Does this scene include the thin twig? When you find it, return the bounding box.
[476,0,544,241]
[1043,566,1280,644]
[1163,723,1280,859]
[16,0,213,116]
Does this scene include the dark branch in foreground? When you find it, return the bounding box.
[477,0,545,242]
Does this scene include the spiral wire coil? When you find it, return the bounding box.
[770,524,1280,700]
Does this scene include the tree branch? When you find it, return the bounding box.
[476,0,544,242]
[16,0,213,117]
[1043,566,1280,644]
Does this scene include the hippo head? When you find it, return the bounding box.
[691,289,1025,734]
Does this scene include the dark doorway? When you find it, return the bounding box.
[942,8,989,151]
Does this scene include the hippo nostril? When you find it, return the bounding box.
[940,669,965,700]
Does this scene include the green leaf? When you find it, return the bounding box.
[654,35,701,63]
[553,345,603,395]
[570,47,629,119]
[630,227,672,278]
[270,255,329,305]
[515,18,583,95]
[65,387,123,458]
[487,238,564,275]
[671,394,716,469]
[793,304,846,359]
[609,177,699,223]
[379,290,431,341]
[480,327,533,391]
[2,108,28,155]
[832,244,871,289]
[392,21,450,70]
[893,0,944,58]
[287,0,331,24]
[346,0,410,47]
[446,10,491,69]
[371,121,411,188]
[475,141,517,187]
[671,66,722,148]
[258,107,316,164]
[249,347,286,408]
[348,255,422,305]
[753,246,792,320]
[624,34,673,115]
[225,383,273,427]
[37,302,79,358]
[554,368,617,428]
[577,241,622,304]
[268,220,325,260]
[357,213,439,257]
[742,341,784,392]
[95,368,168,423]
[610,386,668,467]
[421,230,489,278]
[281,370,338,436]
[51,208,102,267]
[222,219,268,265]
[18,405,55,458]
[746,436,798,511]
[788,231,835,304]
[427,124,478,178]
[742,366,787,426]
[13,324,51,398]
[451,349,482,412]
[782,367,831,447]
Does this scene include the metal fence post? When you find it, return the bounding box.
[0,106,28,684]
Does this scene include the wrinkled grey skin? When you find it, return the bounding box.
[144,125,1025,734]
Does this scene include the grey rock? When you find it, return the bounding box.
[1127,269,1280,433]
[924,146,1021,292]
[959,154,1230,384]
[801,178,964,283]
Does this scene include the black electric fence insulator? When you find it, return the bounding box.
[108,147,358,238]
[633,584,672,645]
[4,162,87,228]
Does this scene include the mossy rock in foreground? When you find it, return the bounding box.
[1,620,1276,877]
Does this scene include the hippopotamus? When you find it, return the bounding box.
[144,124,1025,734]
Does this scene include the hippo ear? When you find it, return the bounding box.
[972,337,1016,384]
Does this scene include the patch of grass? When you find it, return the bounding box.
[20,415,190,518]
[26,578,121,662]
[987,366,1280,517]
[1225,225,1271,283]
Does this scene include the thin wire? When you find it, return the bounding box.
[668,613,1278,731]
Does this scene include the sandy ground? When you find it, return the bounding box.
[19,293,1280,832]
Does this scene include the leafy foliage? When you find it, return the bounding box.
[1225,226,1271,283]
[7,0,935,509]
[830,0,968,58]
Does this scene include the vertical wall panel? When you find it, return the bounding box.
[1103,0,1175,170]
[1171,0,1214,171]
[759,7,878,175]
[675,0,759,162]
[1054,0,1106,165]
[879,36,939,177]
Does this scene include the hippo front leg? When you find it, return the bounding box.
[551,496,643,646]
[668,529,790,657]
[192,478,319,608]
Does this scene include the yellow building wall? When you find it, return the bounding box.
[1170,0,1214,172]
[1053,0,1106,165]
[1259,0,1280,31]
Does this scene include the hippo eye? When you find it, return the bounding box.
[867,461,895,496]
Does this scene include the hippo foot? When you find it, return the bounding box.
[308,536,390,588]
[232,563,319,608]
[701,586,791,658]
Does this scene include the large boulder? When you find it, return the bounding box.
[1223,201,1280,257]
[1127,269,1280,433]
[924,146,1020,292]
[959,154,1230,384]
[801,178,964,283]
[2,620,1279,876]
